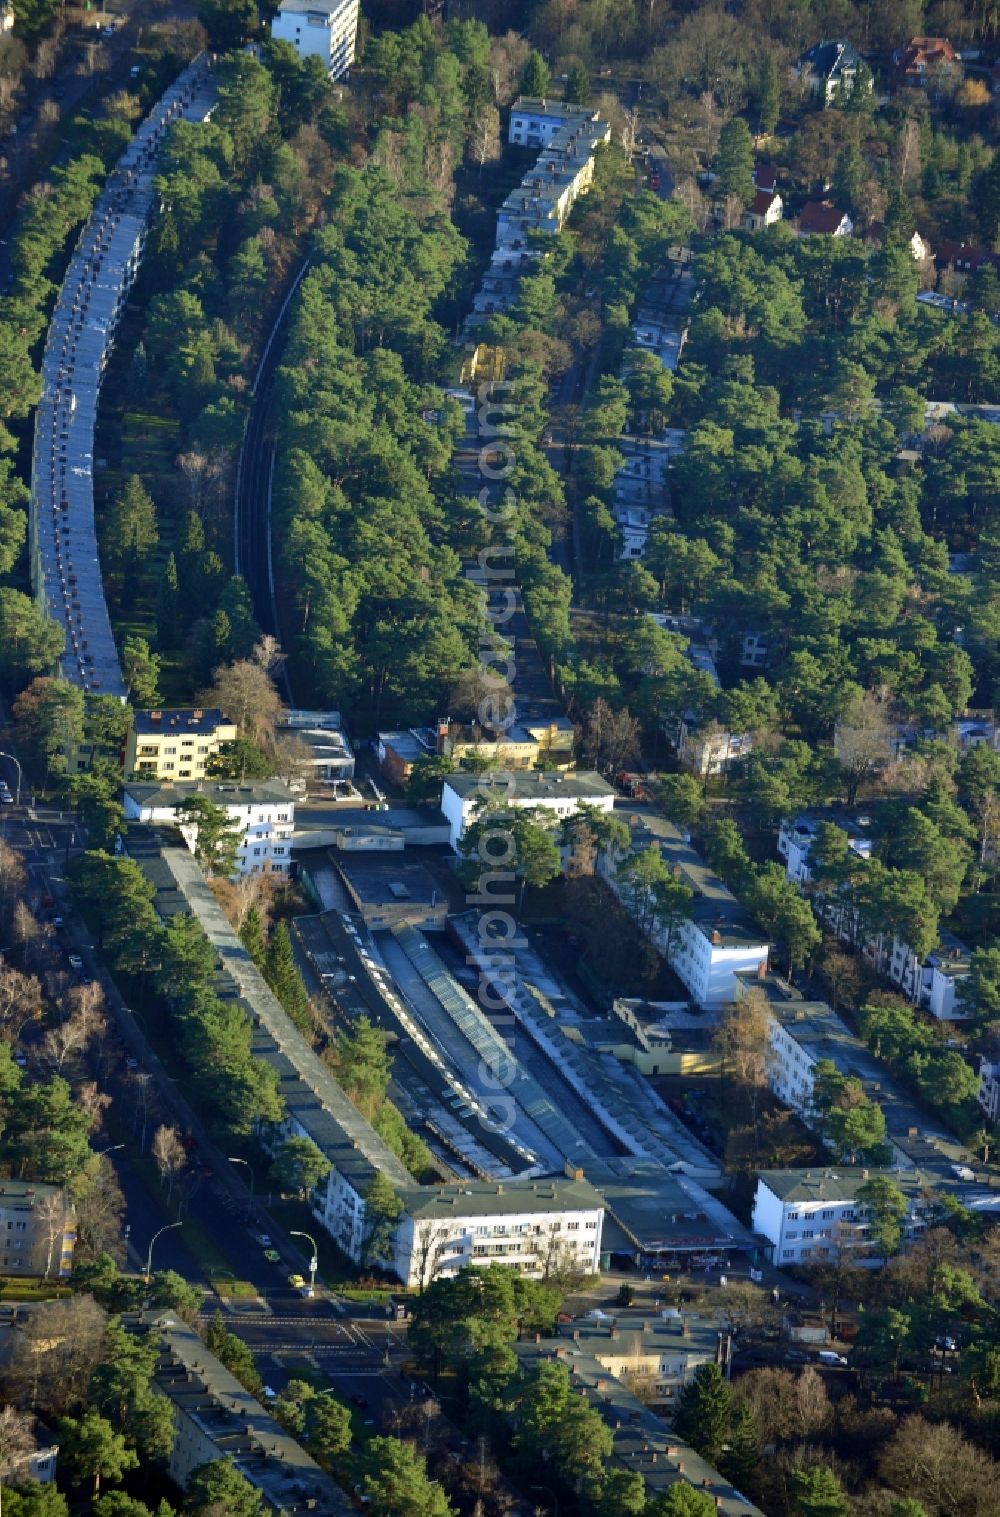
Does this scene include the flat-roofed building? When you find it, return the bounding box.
[600,813,770,1004]
[270,0,359,78]
[375,728,437,786]
[752,1167,930,1266]
[123,779,295,877]
[125,708,238,781]
[146,1311,355,1516]
[335,856,448,931]
[392,1175,605,1288]
[441,770,615,850]
[278,709,355,791]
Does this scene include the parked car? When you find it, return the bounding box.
[68,954,84,971]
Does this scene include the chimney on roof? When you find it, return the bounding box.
[150,710,162,722]
[711,929,722,945]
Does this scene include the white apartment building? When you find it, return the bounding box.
[777,810,874,885]
[440,770,615,851]
[752,1168,926,1265]
[122,779,295,877]
[392,1177,605,1288]
[777,810,971,1020]
[271,0,358,78]
[600,815,770,1005]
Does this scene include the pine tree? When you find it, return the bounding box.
[758,53,779,135]
[519,50,551,98]
[672,1362,731,1461]
[565,63,590,105]
[716,117,755,207]
[240,904,266,967]
[264,921,311,1034]
[722,1400,760,1495]
[105,476,158,585]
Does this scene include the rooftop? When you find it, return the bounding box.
[125,830,413,1194]
[30,59,216,701]
[145,1311,353,1517]
[620,811,768,948]
[588,1156,758,1254]
[336,856,443,908]
[124,779,294,809]
[443,770,615,803]
[515,1338,763,1517]
[510,96,605,121]
[798,37,864,78]
[276,0,356,13]
[396,1175,605,1221]
[0,1181,65,1208]
[378,729,437,763]
[756,1166,924,1204]
[133,707,233,736]
[799,200,850,234]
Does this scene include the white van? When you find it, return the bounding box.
[817,1350,848,1367]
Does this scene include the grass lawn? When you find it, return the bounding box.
[0,1279,71,1301]
[213,1278,260,1300]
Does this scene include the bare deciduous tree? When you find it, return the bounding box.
[5,1296,106,1415]
[152,1124,187,1205]
[0,1405,36,1486]
[0,962,41,1044]
[835,689,896,804]
[200,656,284,748]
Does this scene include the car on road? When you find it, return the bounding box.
[250,1231,272,1248]
[129,64,142,78]
[299,1284,315,1298]
[262,1385,277,1401]
[263,1248,280,1263]
[0,793,12,806]
[51,917,64,929]
[288,1273,305,1289]
[67,954,84,971]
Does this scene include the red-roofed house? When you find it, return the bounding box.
[936,239,1000,275]
[799,200,853,237]
[743,189,783,231]
[895,36,960,88]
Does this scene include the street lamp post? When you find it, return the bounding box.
[290,1229,318,1296]
[144,1221,182,1282]
[0,752,22,806]
[227,1155,254,1218]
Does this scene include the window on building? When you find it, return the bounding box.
[801,1230,814,1239]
